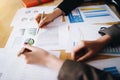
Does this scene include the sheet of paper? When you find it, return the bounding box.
[65,4,120,24]
[0,49,60,80]
[0,48,14,79]
[35,26,60,50]
[0,48,6,77]
[35,24,69,50]
[0,48,11,71]
[87,58,120,77]
[5,24,69,52]
[10,6,63,28]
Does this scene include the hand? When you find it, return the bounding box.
[19,44,63,71]
[35,8,63,28]
[71,35,111,61]
[35,13,55,28]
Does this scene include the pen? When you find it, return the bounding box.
[17,48,31,57]
[37,11,45,34]
[18,38,34,57]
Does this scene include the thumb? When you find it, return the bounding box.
[72,48,87,61]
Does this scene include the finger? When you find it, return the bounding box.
[18,47,26,56]
[38,18,47,28]
[71,43,85,60]
[71,46,81,58]
[35,14,41,23]
[75,48,87,61]
[76,51,92,61]
[23,44,36,51]
[18,45,33,57]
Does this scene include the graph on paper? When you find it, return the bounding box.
[104,66,120,78]
[101,45,120,56]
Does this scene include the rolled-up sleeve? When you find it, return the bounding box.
[58,60,115,80]
[57,0,83,15]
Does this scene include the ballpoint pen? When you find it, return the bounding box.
[37,11,45,34]
[17,38,34,57]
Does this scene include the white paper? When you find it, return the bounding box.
[87,58,120,71]
[0,49,60,80]
[10,6,62,28]
[87,58,120,78]
[0,48,6,73]
[5,24,69,52]
[0,48,14,79]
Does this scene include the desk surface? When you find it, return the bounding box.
[0,0,120,60]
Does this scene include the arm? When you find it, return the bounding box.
[57,0,83,15]
[58,60,116,80]
[18,44,64,71]
[36,0,83,28]
[71,34,111,61]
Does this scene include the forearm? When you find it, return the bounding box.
[45,54,64,71]
[51,8,63,19]
[57,0,83,15]
[97,34,111,47]
[50,0,84,21]
[58,60,115,80]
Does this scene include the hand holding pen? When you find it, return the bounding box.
[18,38,34,57]
[35,11,58,28]
[18,11,45,56]
[35,8,64,28]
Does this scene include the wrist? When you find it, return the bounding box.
[97,34,111,46]
[51,8,63,19]
[45,54,64,71]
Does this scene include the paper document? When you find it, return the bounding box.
[87,58,120,78]
[10,6,63,28]
[35,24,69,50]
[0,48,13,79]
[65,4,120,24]
[0,49,60,80]
[5,24,69,52]
[0,48,6,78]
